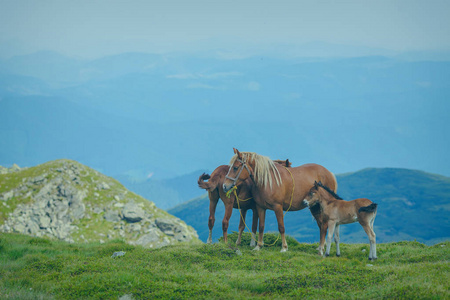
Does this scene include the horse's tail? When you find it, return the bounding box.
[331,172,338,193]
[198,173,214,191]
[359,203,378,213]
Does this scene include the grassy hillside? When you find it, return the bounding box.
[169,168,450,245]
[0,159,198,248]
[0,232,448,299]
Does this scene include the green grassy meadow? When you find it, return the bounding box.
[0,232,448,299]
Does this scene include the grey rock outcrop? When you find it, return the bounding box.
[0,160,199,248]
[1,177,87,242]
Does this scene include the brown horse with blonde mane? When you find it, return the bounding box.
[223,148,338,252]
[198,159,293,246]
[303,181,378,260]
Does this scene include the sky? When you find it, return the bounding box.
[1,0,450,58]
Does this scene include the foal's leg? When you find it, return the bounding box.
[253,206,266,251]
[250,208,258,247]
[325,221,337,257]
[360,219,377,260]
[318,223,328,256]
[369,214,377,259]
[207,190,219,244]
[236,208,247,246]
[273,204,288,252]
[222,202,233,243]
[334,224,341,257]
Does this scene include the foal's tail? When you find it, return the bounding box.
[198,173,214,191]
[359,203,378,213]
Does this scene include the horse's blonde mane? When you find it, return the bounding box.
[229,152,282,189]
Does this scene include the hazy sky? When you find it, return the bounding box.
[1,0,450,58]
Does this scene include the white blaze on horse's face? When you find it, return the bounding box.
[223,159,250,193]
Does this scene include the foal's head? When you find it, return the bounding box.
[273,159,292,168]
[303,181,343,207]
[303,181,322,206]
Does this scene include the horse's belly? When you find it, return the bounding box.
[337,214,358,225]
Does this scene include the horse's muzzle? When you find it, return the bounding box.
[223,183,233,193]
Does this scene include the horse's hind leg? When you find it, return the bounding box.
[207,190,219,244]
[370,214,377,259]
[236,209,247,245]
[250,207,258,247]
[334,225,341,257]
[273,205,288,252]
[325,221,337,257]
[360,219,377,260]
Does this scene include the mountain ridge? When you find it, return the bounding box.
[1,51,449,180]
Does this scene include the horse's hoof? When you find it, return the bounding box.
[336,254,340,257]
[325,253,330,257]
[280,248,288,253]
[368,257,373,261]
[252,245,261,251]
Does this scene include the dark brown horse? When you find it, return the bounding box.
[303,181,378,260]
[198,159,293,246]
[223,148,338,252]
[198,165,257,245]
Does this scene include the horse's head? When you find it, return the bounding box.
[223,148,254,193]
[303,181,321,207]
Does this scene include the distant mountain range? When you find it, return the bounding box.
[1,51,449,181]
[116,169,208,210]
[169,167,450,245]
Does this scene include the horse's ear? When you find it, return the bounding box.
[234,148,242,159]
[286,159,291,167]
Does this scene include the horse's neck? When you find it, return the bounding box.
[318,190,339,206]
[248,158,282,187]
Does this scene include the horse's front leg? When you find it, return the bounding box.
[222,201,233,243]
[250,207,258,247]
[207,190,219,244]
[325,221,337,257]
[253,205,266,251]
[236,208,247,245]
[273,205,288,252]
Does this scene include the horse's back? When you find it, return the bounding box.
[291,163,337,192]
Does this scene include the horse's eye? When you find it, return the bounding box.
[233,167,238,171]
